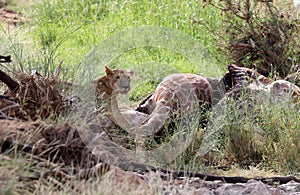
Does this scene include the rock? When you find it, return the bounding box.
[204,180,227,190]
[193,187,211,195]
[214,183,246,195]
[243,180,271,195]
[279,181,300,193]
[103,165,149,191]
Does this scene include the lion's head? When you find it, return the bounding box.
[95,67,134,102]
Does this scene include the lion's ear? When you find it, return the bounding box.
[105,66,113,75]
[128,70,134,77]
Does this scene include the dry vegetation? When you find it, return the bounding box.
[202,0,299,78]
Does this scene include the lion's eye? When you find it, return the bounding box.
[116,75,120,79]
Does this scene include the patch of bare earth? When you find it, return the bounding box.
[0,1,27,27]
[0,8,24,26]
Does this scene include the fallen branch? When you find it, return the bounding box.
[0,69,19,91]
[120,162,300,185]
[0,55,11,63]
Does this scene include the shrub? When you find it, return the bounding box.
[201,0,299,78]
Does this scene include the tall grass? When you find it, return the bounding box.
[23,0,225,82]
[202,95,300,174]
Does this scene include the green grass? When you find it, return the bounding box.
[21,0,225,82]
[0,0,228,100]
[198,93,300,174]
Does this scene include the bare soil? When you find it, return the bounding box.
[0,1,26,27]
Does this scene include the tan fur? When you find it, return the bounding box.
[96,66,134,101]
[95,67,148,129]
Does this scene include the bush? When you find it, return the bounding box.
[201,0,299,78]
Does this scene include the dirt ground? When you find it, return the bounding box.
[0,8,24,26]
[0,0,30,27]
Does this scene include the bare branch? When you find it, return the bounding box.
[0,69,19,91]
[0,55,11,63]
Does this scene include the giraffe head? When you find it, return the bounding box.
[226,64,300,101]
[227,64,272,86]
